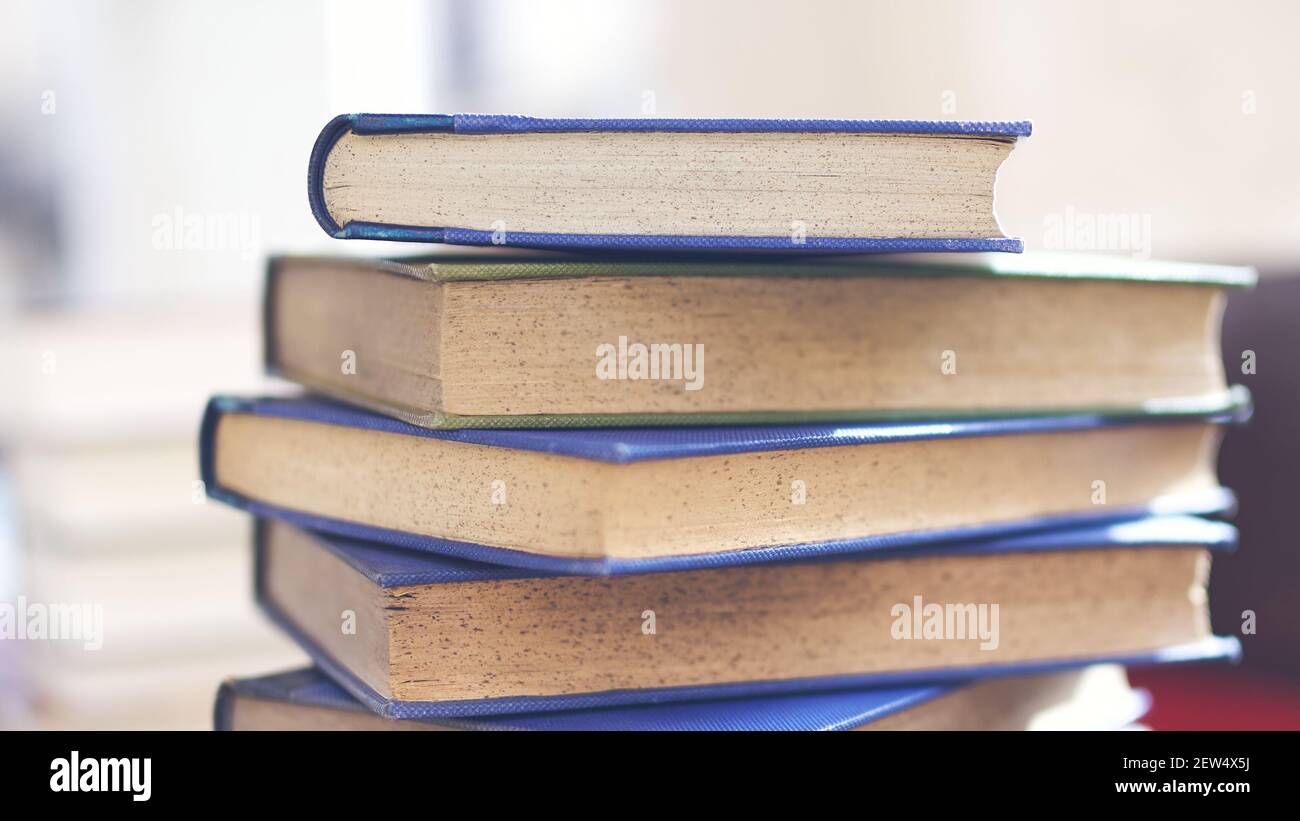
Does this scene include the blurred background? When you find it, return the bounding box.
[0,0,1296,729]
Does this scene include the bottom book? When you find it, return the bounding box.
[216,665,1149,732]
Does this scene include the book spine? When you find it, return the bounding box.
[306,114,361,239]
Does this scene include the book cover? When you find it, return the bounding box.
[214,666,1152,732]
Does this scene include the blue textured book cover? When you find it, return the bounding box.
[283,514,1239,587]
[215,666,1157,731]
[215,667,958,731]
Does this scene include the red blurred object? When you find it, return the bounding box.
[1129,666,1300,730]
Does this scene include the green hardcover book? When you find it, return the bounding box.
[264,252,1254,429]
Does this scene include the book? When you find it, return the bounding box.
[201,394,1246,573]
[253,515,1238,715]
[215,665,1151,731]
[308,113,1030,252]
[265,252,1254,428]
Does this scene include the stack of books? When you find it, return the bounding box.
[208,113,1253,731]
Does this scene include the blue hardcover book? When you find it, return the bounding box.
[215,665,1157,731]
[202,392,1248,575]
[308,113,1031,252]
[252,515,1239,718]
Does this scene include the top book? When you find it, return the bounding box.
[308,113,1031,253]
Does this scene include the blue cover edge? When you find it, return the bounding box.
[365,113,1034,137]
[292,514,1239,587]
[216,666,956,731]
[341,225,1025,253]
[201,392,1253,465]
[227,488,1236,577]
[306,114,355,238]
